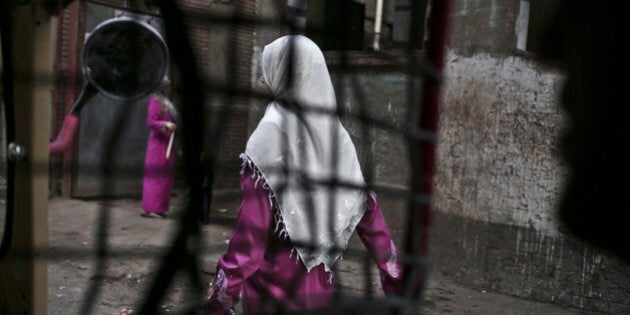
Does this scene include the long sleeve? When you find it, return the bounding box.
[204,166,273,315]
[356,194,403,295]
[146,96,169,134]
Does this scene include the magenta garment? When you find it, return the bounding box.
[141,95,175,214]
[203,162,402,315]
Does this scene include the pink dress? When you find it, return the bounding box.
[141,95,175,214]
[204,161,402,315]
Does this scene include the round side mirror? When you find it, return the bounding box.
[83,17,169,100]
[50,17,169,155]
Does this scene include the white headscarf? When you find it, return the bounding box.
[245,35,367,272]
[152,78,180,124]
[153,92,180,123]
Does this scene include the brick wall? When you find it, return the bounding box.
[50,1,86,197]
[178,0,255,190]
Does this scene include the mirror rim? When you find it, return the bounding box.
[82,16,169,100]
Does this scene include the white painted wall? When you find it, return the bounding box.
[435,50,566,234]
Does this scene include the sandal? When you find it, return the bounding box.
[140,212,167,219]
[116,308,134,314]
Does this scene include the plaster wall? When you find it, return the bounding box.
[436,51,565,234]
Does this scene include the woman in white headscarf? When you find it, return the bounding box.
[204,35,401,314]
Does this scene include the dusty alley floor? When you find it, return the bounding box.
[46,194,598,314]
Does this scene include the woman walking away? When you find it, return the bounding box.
[141,79,177,219]
[203,35,402,314]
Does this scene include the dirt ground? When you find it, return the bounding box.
[45,192,598,315]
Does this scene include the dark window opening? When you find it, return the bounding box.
[517,0,564,59]
[305,0,365,51]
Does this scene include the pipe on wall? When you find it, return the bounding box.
[372,0,384,50]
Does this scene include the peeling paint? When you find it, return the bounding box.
[516,230,521,264]
[581,247,587,308]
[546,237,554,269]
[488,0,498,27]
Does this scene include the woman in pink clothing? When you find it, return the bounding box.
[141,79,177,218]
[204,36,402,314]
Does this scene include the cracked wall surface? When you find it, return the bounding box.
[436,51,565,233]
